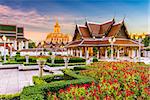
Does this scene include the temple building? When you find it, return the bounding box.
[0,24,28,55]
[40,20,71,50]
[66,18,143,60]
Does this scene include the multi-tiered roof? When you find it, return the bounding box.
[67,18,140,47]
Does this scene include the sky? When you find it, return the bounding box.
[0,0,149,42]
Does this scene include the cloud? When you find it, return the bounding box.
[0,5,84,41]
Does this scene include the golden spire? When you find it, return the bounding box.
[54,18,60,33]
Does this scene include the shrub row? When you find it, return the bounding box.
[46,62,85,67]
[15,56,37,63]
[47,57,86,63]
[0,93,20,100]
[23,62,38,66]
[21,69,94,100]
[73,66,90,71]
[33,74,64,85]
[2,61,23,65]
[93,57,98,62]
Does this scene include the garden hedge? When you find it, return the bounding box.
[0,93,20,100]
[73,66,90,71]
[47,57,85,64]
[20,69,95,100]
[15,56,37,63]
[46,62,85,67]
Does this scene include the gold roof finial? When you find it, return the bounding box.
[54,17,60,33]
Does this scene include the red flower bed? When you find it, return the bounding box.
[47,62,150,99]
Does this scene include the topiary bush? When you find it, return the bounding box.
[0,93,20,100]
[21,69,95,100]
[93,57,98,62]
[69,57,85,63]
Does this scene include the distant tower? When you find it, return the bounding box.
[54,19,60,33]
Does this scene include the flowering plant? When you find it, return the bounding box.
[47,62,149,99]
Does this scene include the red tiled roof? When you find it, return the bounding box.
[66,39,139,47]
[87,20,114,37]
[79,26,91,38]
[107,23,122,37]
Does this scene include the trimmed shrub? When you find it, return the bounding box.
[54,58,64,63]
[33,74,64,85]
[93,57,98,62]
[2,61,23,65]
[15,56,37,63]
[32,76,47,85]
[69,57,85,63]
[0,93,20,100]
[23,62,37,66]
[73,66,89,71]
[21,69,95,100]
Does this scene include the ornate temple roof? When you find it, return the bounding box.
[67,18,140,48]
[45,20,70,44]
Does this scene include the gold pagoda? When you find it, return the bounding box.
[46,20,70,44]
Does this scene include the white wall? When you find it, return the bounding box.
[20,51,49,56]
[0,47,9,56]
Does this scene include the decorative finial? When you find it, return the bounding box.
[113,11,116,20]
[122,14,126,23]
[85,17,87,22]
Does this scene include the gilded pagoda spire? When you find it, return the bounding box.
[54,19,60,33]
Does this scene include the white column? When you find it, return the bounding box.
[71,49,73,56]
[14,40,17,50]
[4,40,6,63]
[137,49,139,58]
[117,50,120,58]
[97,51,99,59]
[85,47,89,59]
[21,41,24,49]
[111,43,113,60]
[86,49,89,59]
[105,48,108,59]
[67,49,70,55]
[25,41,29,49]
[76,49,79,57]
[19,42,21,50]
[80,49,82,58]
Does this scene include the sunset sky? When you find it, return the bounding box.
[0,0,149,42]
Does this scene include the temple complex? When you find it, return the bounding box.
[66,18,142,60]
[44,20,71,49]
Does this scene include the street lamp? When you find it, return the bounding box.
[35,42,39,56]
[41,41,44,55]
[108,37,116,60]
[134,33,145,62]
[7,39,12,58]
[2,35,7,63]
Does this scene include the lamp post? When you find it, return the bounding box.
[134,33,145,62]
[41,41,44,55]
[63,55,70,69]
[2,35,7,63]
[35,42,39,56]
[8,39,12,58]
[108,37,116,60]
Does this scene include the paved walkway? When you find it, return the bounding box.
[0,69,50,94]
[0,65,76,94]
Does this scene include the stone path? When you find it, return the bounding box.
[0,69,50,94]
[0,65,77,94]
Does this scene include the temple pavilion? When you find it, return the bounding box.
[66,18,142,60]
[38,20,72,51]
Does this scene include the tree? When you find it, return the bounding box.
[29,42,36,48]
[142,36,150,47]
